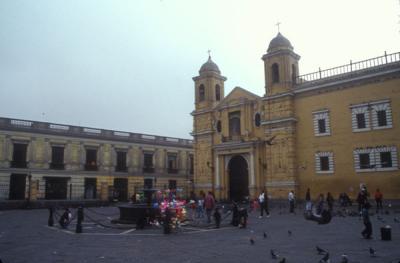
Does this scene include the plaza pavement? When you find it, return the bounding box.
[0,204,399,263]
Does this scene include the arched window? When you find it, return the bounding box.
[215,84,221,101]
[216,120,222,133]
[199,84,205,102]
[254,113,261,127]
[272,63,279,83]
[292,64,297,83]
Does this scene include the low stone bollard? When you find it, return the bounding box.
[76,206,84,233]
[48,207,54,227]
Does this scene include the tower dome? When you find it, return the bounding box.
[267,32,293,52]
[199,56,221,74]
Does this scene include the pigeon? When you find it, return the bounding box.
[394,217,400,223]
[319,252,330,263]
[369,247,376,257]
[271,249,279,259]
[278,257,286,263]
[266,135,276,146]
[263,232,267,239]
[377,215,386,223]
[288,230,292,236]
[250,237,255,245]
[316,246,327,255]
[340,254,348,263]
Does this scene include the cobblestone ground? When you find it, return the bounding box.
[0,205,400,263]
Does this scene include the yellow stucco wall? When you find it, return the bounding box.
[295,78,400,199]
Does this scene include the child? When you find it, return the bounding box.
[59,208,72,229]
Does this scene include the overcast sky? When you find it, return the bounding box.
[0,0,399,139]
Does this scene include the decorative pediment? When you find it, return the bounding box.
[215,87,260,110]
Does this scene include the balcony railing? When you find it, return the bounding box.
[295,52,400,85]
[0,117,193,148]
[143,167,155,173]
[10,161,27,168]
[85,164,98,171]
[167,168,179,174]
[221,135,244,142]
[115,166,128,172]
[50,163,65,170]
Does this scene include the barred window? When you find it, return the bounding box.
[315,152,334,174]
[313,110,331,136]
[354,146,398,172]
[371,100,392,129]
[351,104,370,132]
[356,113,366,129]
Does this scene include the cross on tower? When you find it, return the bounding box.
[276,22,281,33]
[208,49,211,58]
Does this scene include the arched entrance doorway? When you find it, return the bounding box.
[228,155,249,202]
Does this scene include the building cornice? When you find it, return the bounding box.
[213,140,255,151]
[262,92,294,101]
[190,130,213,137]
[261,117,297,126]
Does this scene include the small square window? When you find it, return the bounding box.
[356,113,366,129]
[318,119,326,134]
[380,152,392,168]
[320,156,329,171]
[359,153,371,169]
[377,110,387,127]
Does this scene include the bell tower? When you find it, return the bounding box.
[192,54,226,195]
[262,32,300,96]
[193,54,227,110]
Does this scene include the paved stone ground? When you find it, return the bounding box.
[0,205,400,263]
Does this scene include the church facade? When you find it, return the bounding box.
[192,33,400,200]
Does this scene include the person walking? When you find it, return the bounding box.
[204,191,215,223]
[361,197,372,239]
[288,190,295,213]
[305,188,312,211]
[374,188,383,214]
[258,190,270,218]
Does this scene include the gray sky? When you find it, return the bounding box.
[0,0,399,139]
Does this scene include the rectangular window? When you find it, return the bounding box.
[318,119,326,134]
[116,151,127,172]
[85,149,98,171]
[11,143,28,168]
[50,146,64,170]
[144,178,153,189]
[351,105,370,132]
[380,152,392,168]
[371,101,392,129]
[355,146,397,172]
[313,110,330,136]
[143,153,154,173]
[377,110,387,127]
[189,155,194,175]
[356,113,366,129]
[168,180,177,190]
[320,156,329,171]
[167,154,178,174]
[315,152,334,174]
[229,111,241,138]
[359,153,371,169]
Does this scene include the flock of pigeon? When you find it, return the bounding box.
[246,213,400,263]
[248,231,381,263]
